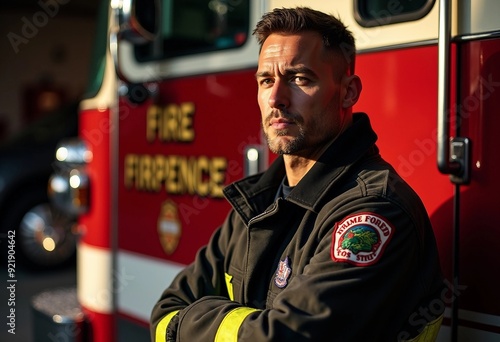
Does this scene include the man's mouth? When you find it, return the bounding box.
[270,117,294,130]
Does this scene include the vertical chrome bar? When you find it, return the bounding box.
[437,0,460,175]
[438,5,462,341]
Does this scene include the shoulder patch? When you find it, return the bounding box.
[331,212,394,266]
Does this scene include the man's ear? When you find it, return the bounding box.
[342,75,362,108]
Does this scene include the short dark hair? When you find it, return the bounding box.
[253,7,356,74]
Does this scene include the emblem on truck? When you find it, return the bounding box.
[158,200,182,255]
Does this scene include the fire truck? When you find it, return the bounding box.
[44,0,500,341]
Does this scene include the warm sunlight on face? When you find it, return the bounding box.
[256,32,348,158]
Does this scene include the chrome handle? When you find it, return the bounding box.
[437,0,460,175]
[437,0,470,184]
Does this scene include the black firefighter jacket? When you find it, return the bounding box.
[151,113,444,342]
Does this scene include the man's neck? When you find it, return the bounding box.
[283,155,317,186]
[283,139,332,186]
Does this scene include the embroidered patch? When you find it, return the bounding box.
[274,256,292,288]
[331,212,394,266]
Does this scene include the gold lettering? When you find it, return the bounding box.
[123,153,227,198]
[166,155,179,194]
[124,154,138,188]
[139,155,152,190]
[146,103,195,143]
[180,156,193,195]
[146,105,161,142]
[196,156,209,196]
[179,102,195,142]
[163,104,179,141]
[154,155,166,191]
[210,157,226,197]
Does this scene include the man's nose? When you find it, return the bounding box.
[268,79,290,109]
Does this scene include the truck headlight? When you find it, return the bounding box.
[49,139,91,215]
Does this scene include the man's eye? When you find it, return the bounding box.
[260,78,274,86]
[292,76,309,85]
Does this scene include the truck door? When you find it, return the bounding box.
[349,0,500,340]
[436,0,500,340]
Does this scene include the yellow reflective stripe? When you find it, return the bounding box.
[403,314,444,342]
[155,310,180,342]
[215,307,260,342]
[225,273,234,301]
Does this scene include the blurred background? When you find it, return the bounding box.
[0,0,100,139]
[1,1,100,341]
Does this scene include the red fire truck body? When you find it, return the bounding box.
[49,0,500,340]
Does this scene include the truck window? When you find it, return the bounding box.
[354,0,435,27]
[135,0,250,62]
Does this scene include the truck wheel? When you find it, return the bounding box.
[2,190,77,269]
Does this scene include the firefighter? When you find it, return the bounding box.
[151,7,444,341]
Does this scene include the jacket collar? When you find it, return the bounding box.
[223,113,378,222]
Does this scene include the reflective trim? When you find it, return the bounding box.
[77,243,113,313]
[403,314,444,342]
[155,310,180,342]
[117,250,185,322]
[225,273,234,301]
[215,307,260,342]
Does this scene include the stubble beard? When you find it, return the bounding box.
[265,125,306,155]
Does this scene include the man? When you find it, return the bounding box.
[151,7,443,341]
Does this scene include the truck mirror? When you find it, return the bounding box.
[118,0,159,44]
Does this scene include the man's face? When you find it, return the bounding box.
[256,31,348,157]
